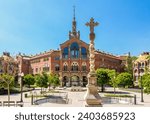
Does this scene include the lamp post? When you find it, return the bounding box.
[139,72,144,102]
[18,72,24,102]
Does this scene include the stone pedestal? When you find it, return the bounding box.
[84,74,102,107]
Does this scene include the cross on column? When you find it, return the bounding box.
[85,17,99,34]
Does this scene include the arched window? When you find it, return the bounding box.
[134,69,137,73]
[145,62,147,66]
[62,47,68,59]
[55,64,60,71]
[81,47,87,59]
[71,62,79,71]
[63,62,68,71]
[70,42,79,58]
[142,62,144,67]
[43,63,49,72]
[140,69,144,74]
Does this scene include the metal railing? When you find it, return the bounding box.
[32,92,69,105]
[102,95,136,105]
[0,101,23,107]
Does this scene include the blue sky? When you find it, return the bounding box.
[0,0,150,56]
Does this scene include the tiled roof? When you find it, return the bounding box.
[95,50,122,60]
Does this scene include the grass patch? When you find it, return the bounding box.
[119,88,141,93]
[105,94,133,98]
[27,95,48,98]
[46,90,60,93]
[26,90,64,98]
[0,87,34,95]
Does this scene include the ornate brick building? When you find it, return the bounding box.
[133,52,150,85]
[0,52,18,76]
[17,14,124,87]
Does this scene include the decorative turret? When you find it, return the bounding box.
[69,6,80,39]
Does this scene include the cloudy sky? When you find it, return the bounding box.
[0,0,150,56]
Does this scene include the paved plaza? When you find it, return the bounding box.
[0,87,150,107]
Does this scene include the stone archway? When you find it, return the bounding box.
[82,76,88,87]
[70,75,80,86]
[62,76,68,86]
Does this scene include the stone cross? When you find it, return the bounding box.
[84,18,102,107]
[85,17,99,34]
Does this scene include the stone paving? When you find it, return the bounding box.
[0,87,150,107]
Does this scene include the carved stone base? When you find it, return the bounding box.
[85,104,102,107]
[84,84,102,107]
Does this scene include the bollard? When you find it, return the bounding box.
[24,93,27,98]
[31,94,33,105]
[134,95,136,105]
[20,102,23,107]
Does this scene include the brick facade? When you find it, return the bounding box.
[17,16,124,87]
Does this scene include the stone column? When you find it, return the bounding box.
[59,75,63,87]
[84,18,102,107]
[68,77,71,87]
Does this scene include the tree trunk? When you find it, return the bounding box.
[114,87,116,95]
[49,84,50,91]
[101,84,104,92]
[41,87,42,94]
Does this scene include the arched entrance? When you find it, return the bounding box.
[83,76,88,87]
[63,76,68,86]
[71,75,80,86]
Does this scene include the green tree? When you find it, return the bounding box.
[142,74,150,94]
[35,74,42,89]
[115,72,132,88]
[42,72,48,83]
[125,56,133,74]
[132,56,138,61]
[35,73,48,93]
[48,73,60,90]
[125,54,133,75]
[23,74,35,88]
[48,73,54,90]
[96,68,110,92]
[147,55,150,60]
[145,55,150,73]
[52,74,60,88]
[0,74,14,106]
[0,76,4,89]
[107,69,118,94]
[125,55,137,86]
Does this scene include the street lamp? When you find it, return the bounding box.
[18,72,24,102]
[139,71,144,102]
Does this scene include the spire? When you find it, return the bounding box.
[69,6,80,40]
[73,5,76,21]
[72,5,76,34]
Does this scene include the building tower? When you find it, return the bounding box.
[69,6,80,39]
